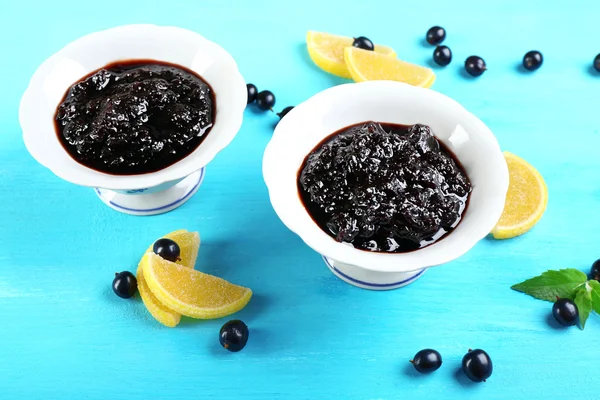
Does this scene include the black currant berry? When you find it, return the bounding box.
[594,54,600,72]
[352,36,374,51]
[462,349,493,382]
[152,238,181,262]
[219,320,249,352]
[277,106,294,120]
[552,298,579,326]
[523,51,543,71]
[246,83,258,104]
[465,56,486,77]
[256,91,276,111]
[433,46,452,66]
[410,349,442,373]
[591,259,600,281]
[112,271,137,299]
[426,26,446,45]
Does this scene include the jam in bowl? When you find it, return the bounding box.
[263,81,509,290]
[298,121,472,254]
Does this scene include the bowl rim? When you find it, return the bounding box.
[19,24,247,190]
[263,80,509,273]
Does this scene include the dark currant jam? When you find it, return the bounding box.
[298,121,472,253]
[54,60,215,175]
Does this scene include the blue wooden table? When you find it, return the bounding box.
[1,0,599,398]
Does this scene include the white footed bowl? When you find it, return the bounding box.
[20,24,247,216]
[263,81,509,290]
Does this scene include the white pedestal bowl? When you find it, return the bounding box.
[20,24,247,216]
[263,81,509,290]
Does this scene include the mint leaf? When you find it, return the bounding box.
[574,285,593,329]
[588,280,600,315]
[511,269,588,302]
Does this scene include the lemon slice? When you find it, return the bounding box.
[137,257,181,328]
[491,152,548,239]
[142,253,252,319]
[138,230,200,327]
[344,47,435,87]
[144,229,200,269]
[307,30,396,79]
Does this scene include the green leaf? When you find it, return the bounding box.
[511,269,588,302]
[588,280,600,315]
[574,285,593,329]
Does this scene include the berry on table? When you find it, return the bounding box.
[410,349,443,373]
[219,320,249,352]
[522,51,543,71]
[591,259,600,281]
[433,46,452,66]
[112,271,137,299]
[594,54,600,72]
[552,298,579,326]
[426,26,446,45]
[277,106,294,120]
[152,238,181,262]
[464,56,486,77]
[462,349,493,382]
[352,36,374,51]
[246,84,258,104]
[256,90,276,111]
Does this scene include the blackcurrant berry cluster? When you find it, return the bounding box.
[426,25,600,75]
[410,348,493,382]
[246,83,293,124]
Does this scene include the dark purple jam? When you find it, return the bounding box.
[54,60,215,175]
[298,121,472,253]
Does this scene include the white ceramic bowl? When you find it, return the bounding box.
[263,81,509,290]
[20,24,247,215]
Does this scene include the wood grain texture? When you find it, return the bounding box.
[1,0,599,398]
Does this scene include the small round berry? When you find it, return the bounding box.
[152,238,181,262]
[426,26,446,45]
[410,349,442,373]
[465,56,487,77]
[246,84,258,104]
[256,90,276,111]
[433,46,452,66]
[523,51,543,71]
[594,54,600,73]
[219,320,249,352]
[552,298,579,326]
[277,106,294,120]
[462,349,493,382]
[352,36,374,51]
[591,259,600,281]
[112,271,137,299]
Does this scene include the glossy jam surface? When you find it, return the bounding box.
[298,121,472,253]
[54,60,215,175]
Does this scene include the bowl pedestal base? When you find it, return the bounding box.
[322,256,426,290]
[94,168,205,216]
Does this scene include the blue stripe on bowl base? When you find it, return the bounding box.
[322,256,425,288]
[95,168,205,213]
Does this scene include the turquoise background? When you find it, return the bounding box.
[1,0,599,398]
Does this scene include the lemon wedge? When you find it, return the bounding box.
[136,258,181,328]
[344,47,435,87]
[307,30,396,79]
[137,230,200,327]
[142,253,252,319]
[491,152,548,239]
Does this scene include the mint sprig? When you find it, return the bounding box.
[512,268,600,330]
[511,268,587,301]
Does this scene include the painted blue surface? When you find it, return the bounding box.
[1,0,599,398]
